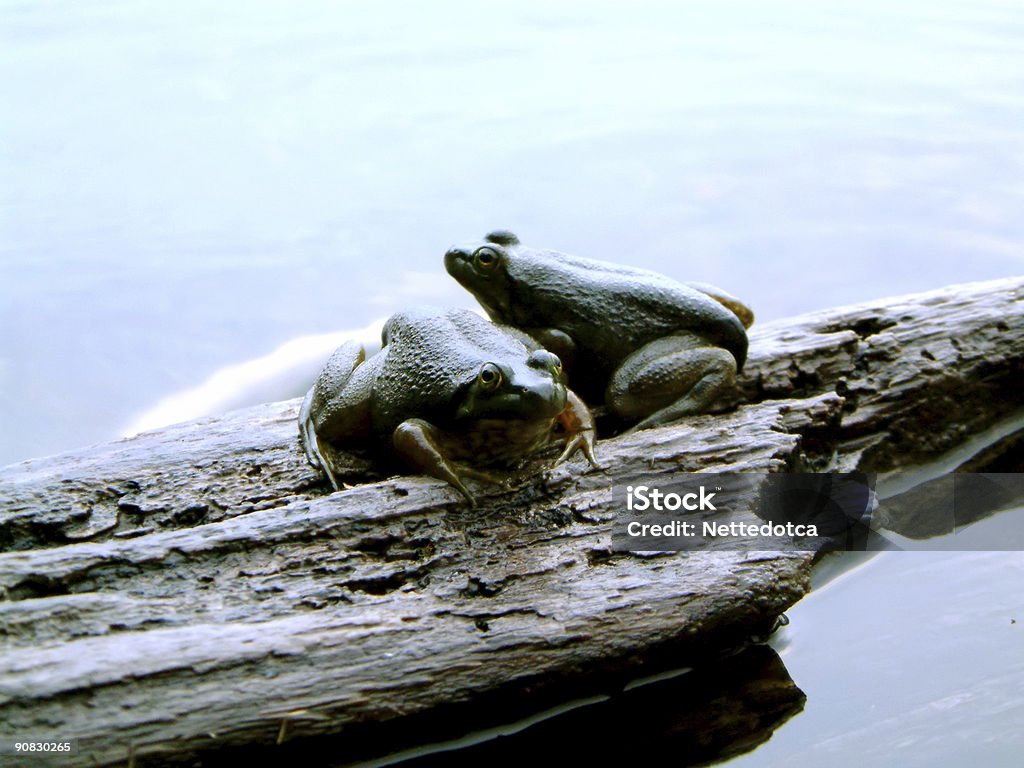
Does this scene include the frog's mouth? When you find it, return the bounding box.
[457,382,567,422]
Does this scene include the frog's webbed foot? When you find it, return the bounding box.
[554,390,604,469]
[608,334,737,432]
[393,418,480,506]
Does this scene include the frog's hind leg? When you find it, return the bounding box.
[299,389,343,489]
[298,341,366,490]
[606,334,737,431]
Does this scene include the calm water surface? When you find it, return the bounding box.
[3,0,1023,462]
[2,1,1023,765]
[733,541,1024,767]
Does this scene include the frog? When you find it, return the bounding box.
[444,231,754,431]
[298,306,600,505]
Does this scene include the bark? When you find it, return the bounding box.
[1,276,1021,767]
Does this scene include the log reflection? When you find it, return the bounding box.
[377,644,805,767]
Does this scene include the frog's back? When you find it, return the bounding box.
[508,250,748,371]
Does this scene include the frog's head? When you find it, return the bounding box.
[444,230,532,325]
[455,347,567,422]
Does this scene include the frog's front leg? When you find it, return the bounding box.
[392,418,484,506]
[554,390,602,468]
[606,334,737,431]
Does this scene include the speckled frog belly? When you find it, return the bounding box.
[440,417,561,466]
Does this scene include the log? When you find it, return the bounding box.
[1,276,1021,767]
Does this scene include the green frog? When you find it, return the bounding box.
[444,231,754,430]
[298,307,599,504]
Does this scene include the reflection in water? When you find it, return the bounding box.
[730,512,1024,767]
[875,419,1024,543]
[365,645,804,768]
[879,475,1024,541]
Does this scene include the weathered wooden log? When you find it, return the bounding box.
[0,276,1021,767]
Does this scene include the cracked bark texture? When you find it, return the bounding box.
[1,276,1021,767]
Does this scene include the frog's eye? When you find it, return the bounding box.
[528,349,562,376]
[477,363,503,390]
[474,247,500,270]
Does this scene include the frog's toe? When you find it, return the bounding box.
[298,390,341,490]
[553,390,601,468]
[452,481,478,508]
[555,432,603,470]
[311,438,344,491]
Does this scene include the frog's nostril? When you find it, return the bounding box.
[444,248,467,270]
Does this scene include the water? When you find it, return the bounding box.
[3,0,1024,463]
[733,545,1024,767]
[2,1,1023,764]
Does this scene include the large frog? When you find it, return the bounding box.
[444,231,754,430]
[298,307,599,504]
